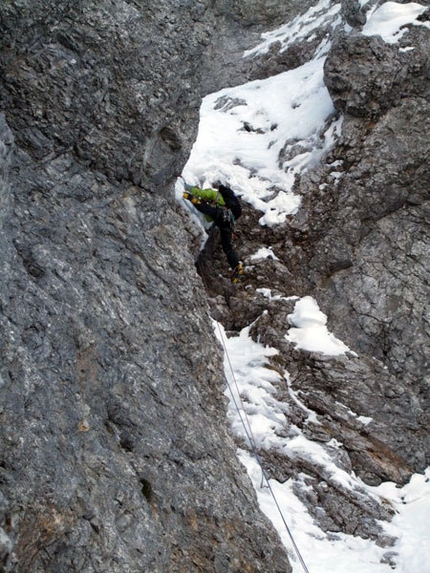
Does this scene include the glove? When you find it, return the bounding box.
[183,192,201,205]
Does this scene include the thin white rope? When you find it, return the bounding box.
[193,248,310,572]
[215,321,311,573]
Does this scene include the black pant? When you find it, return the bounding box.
[194,202,240,269]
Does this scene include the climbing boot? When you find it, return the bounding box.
[231,262,244,283]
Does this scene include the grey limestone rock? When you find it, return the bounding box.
[0,1,294,572]
[341,0,367,29]
[1,0,430,566]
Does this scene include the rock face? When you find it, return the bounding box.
[1,0,429,570]
[0,1,298,571]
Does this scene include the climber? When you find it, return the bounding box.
[181,179,244,283]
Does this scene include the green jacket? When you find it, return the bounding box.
[189,186,226,222]
[189,187,226,207]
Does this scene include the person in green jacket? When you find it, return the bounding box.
[182,179,244,282]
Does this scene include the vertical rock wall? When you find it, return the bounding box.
[0,1,296,571]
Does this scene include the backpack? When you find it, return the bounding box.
[218,184,242,220]
[220,206,235,228]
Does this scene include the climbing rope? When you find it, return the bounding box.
[195,258,310,573]
[214,321,311,573]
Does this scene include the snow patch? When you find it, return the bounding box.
[250,247,279,261]
[362,2,430,44]
[286,296,353,356]
[182,58,339,227]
